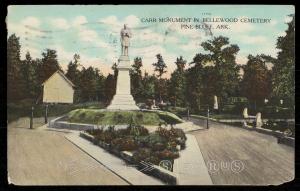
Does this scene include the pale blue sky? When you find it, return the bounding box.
[7,5,294,76]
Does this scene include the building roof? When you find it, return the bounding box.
[41,70,75,87]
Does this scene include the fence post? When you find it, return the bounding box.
[207,106,210,129]
[44,104,48,124]
[186,103,190,121]
[30,106,34,129]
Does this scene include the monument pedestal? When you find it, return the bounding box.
[107,55,139,110]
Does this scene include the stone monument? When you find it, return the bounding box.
[107,24,139,110]
[213,95,218,110]
[243,107,249,118]
[255,112,262,128]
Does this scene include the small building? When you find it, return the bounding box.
[42,70,75,104]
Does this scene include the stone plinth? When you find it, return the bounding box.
[107,55,139,110]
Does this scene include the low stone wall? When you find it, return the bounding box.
[238,126,294,147]
[50,118,132,132]
[52,121,96,131]
[79,131,177,185]
[49,116,97,131]
[190,114,294,123]
[278,136,295,147]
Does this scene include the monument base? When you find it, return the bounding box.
[107,94,139,110]
[106,53,139,110]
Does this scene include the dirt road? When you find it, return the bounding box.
[7,118,128,185]
[190,118,294,185]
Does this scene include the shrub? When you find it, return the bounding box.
[132,148,152,163]
[129,125,149,136]
[154,149,179,160]
[262,120,294,137]
[115,128,131,137]
[107,125,115,132]
[221,104,236,114]
[95,126,117,144]
[97,132,115,144]
[170,127,186,140]
[111,137,138,151]
[260,106,294,119]
[146,133,167,148]
[152,142,167,151]
[134,135,150,147]
[170,128,186,148]
[166,141,178,152]
[86,128,103,136]
[155,126,173,139]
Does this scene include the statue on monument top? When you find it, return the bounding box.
[120,24,132,56]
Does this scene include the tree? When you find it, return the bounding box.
[20,52,39,99]
[153,54,167,78]
[141,72,156,101]
[7,34,22,102]
[38,49,61,84]
[66,54,81,102]
[95,68,106,102]
[201,36,240,102]
[168,56,187,107]
[104,74,116,103]
[241,55,272,109]
[155,78,169,103]
[185,54,206,112]
[130,57,143,101]
[78,66,98,102]
[272,14,295,105]
[152,54,167,102]
[112,62,118,78]
[66,54,81,85]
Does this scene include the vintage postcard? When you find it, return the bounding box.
[7,5,295,185]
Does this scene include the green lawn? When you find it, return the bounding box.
[67,109,183,125]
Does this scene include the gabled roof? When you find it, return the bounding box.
[42,70,75,87]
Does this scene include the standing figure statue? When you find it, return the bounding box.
[120,24,132,56]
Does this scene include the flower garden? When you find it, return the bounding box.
[84,123,187,170]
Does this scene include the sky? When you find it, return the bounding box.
[6,5,294,77]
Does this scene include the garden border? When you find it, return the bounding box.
[79,131,177,185]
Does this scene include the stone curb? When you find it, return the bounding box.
[173,134,213,185]
[79,131,177,185]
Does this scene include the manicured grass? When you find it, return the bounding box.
[67,109,183,125]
